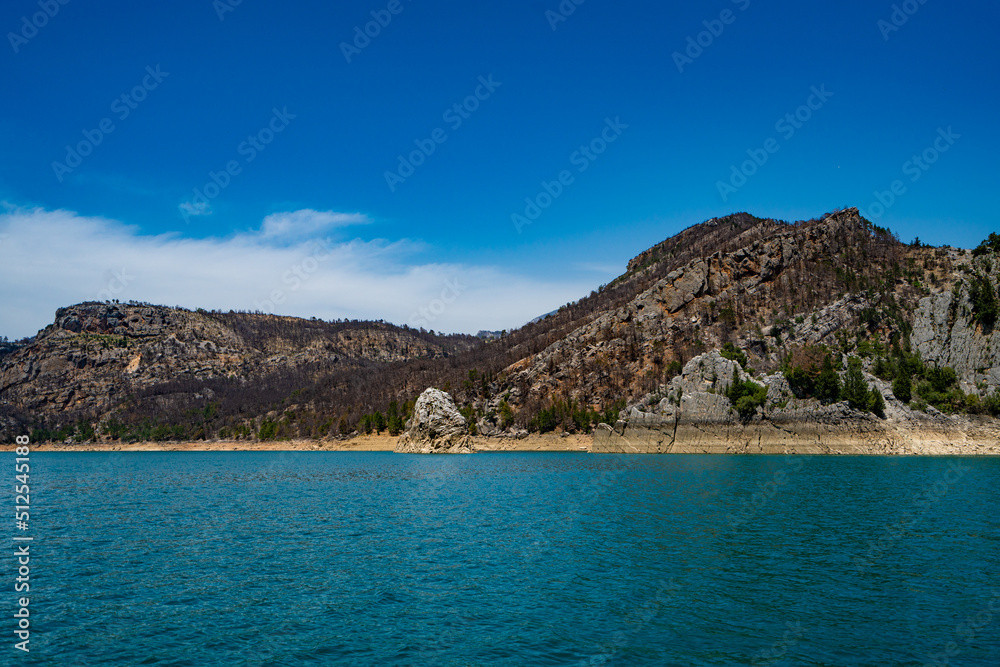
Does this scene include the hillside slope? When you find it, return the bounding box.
[0,302,477,439]
[3,207,998,446]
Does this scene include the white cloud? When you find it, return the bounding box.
[258,209,369,240]
[0,206,592,340]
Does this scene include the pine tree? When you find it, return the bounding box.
[892,373,912,403]
[815,354,842,403]
[868,388,886,418]
[372,411,386,434]
[843,358,870,410]
[387,401,405,436]
[499,400,515,429]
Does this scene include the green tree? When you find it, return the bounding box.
[815,354,842,403]
[720,343,747,369]
[601,399,626,425]
[872,355,893,380]
[972,232,1000,257]
[387,401,405,436]
[534,407,559,433]
[927,366,958,393]
[499,400,514,429]
[458,405,477,434]
[983,390,1000,417]
[784,365,817,398]
[372,411,386,434]
[840,357,886,417]
[968,273,999,330]
[892,373,912,403]
[842,358,870,410]
[258,419,278,440]
[868,389,886,418]
[725,368,768,422]
[76,419,96,442]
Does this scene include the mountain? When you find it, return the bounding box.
[3,207,999,447]
[0,303,477,440]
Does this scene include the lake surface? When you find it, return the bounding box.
[7,452,1000,665]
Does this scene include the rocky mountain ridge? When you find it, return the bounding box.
[3,207,999,451]
[0,302,476,435]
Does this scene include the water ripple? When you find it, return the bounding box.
[7,452,999,665]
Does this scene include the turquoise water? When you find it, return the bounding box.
[6,452,999,665]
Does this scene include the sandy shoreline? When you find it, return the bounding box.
[11,433,594,453]
[6,431,995,454]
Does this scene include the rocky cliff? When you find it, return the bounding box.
[592,351,1000,456]
[3,207,997,451]
[0,302,477,439]
[475,207,1000,452]
[493,208,921,415]
[912,251,1000,390]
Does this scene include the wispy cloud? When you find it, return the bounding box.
[257,209,369,241]
[0,205,590,339]
[574,261,622,276]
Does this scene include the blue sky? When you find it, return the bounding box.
[1,0,997,338]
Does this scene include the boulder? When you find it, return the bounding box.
[395,388,475,454]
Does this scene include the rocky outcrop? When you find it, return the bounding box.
[8,206,999,452]
[0,302,477,424]
[592,351,1000,455]
[912,251,1000,393]
[395,388,475,454]
[502,207,923,418]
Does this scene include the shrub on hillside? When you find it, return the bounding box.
[725,368,767,422]
[720,342,748,369]
[968,273,999,330]
[892,374,912,403]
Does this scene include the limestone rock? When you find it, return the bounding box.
[0,302,477,434]
[395,388,475,454]
[913,272,1000,393]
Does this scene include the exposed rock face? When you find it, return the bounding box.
[912,252,1000,392]
[395,388,475,454]
[7,207,1000,452]
[592,351,1000,456]
[502,207,921,419]
[0,302,476,425]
